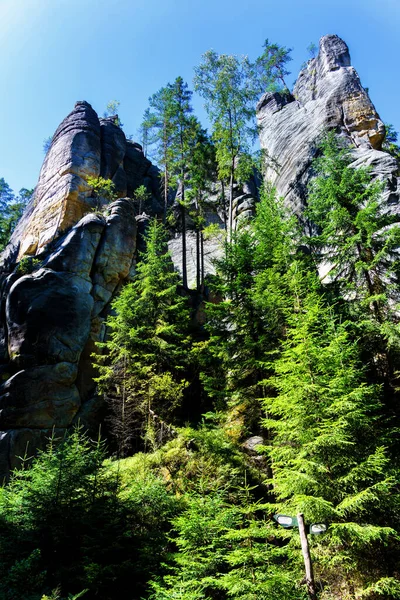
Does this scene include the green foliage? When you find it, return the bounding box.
[194,50,256,188]
[43,136,53,154]
[137,108,158,157]
[382,123,400,161]
[194,41,291,236]
[144,76,202,286]
[251,39,292,94]
[16,256,42,275]
[133,184,151,213]
[41,588,88,600]
[93,219,192,454]
[0,178,32,251]
[305,132,400,391]
[144,84,176,219]
[86,176,117,207]
[0,426,177,600]
[103,100,123,127]
[198,185,297,434]
[307,42,317,59]
[149,474,302,600]
[306,133,400,315]
[262,268,400,598]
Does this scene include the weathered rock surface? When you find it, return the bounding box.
[257,34,398,214]
[168,174,260,288]
[1,101,160,268]
[0,197,137,474]
[0,98,153,473]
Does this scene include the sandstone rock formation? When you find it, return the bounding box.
[1,102,161,268]
[0,199,137,473]
[257,34,399,214]
[0,101,160,474]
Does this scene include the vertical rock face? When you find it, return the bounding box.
[257,34,398,214]
[6,102,102,263]
[168,173,260,289]
[2,101,161,267]
[0,102,159,474]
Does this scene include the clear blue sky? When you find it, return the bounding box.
[1,0,399,193]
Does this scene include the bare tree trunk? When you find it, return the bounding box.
[200,231,205,292]
[196,227,201,292]
[181,182,188,289]
[163,169,168,223]
[221,179,227,231]
[229,167,234,241]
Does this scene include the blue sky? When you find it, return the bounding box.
[1,0,399,193]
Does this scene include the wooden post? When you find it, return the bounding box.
[297,512,317,600]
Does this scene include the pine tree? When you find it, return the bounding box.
[94,219,192,454]
[167,77,196,289]
[186,125,217,292]
[145,86,176,221]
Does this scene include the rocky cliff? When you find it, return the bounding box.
[0,102,162,474]
[257,34,399,214]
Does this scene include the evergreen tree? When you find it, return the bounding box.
[382,124,400,162]
[200,186,296,435]
[0,426,177,600]
[306,133,400,320]
[0,178,32,251]
[149,484,301,600]
[94,219,192,454]
[166,77,196,289]
[186,125,217,291]
[137,108,157,157]
[306,132,400,389]
[144,86,176,221]
[262,268,400,598]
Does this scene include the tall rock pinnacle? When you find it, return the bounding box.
[257,34,399,215]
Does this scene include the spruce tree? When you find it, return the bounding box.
[197,186,296,444]
[306,131,400,396]
[262,267,400,598]
[306,133,400,321]
[185,124,217,292]
[94,219,192,454]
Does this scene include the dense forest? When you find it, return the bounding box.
[1,37,400,600]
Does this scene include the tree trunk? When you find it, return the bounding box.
[196,227,201,292]
[221,179,227,231]
[200,231,204,292]
[181,182,188,289]
[163,169,168,223]
[229,167,234,241]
